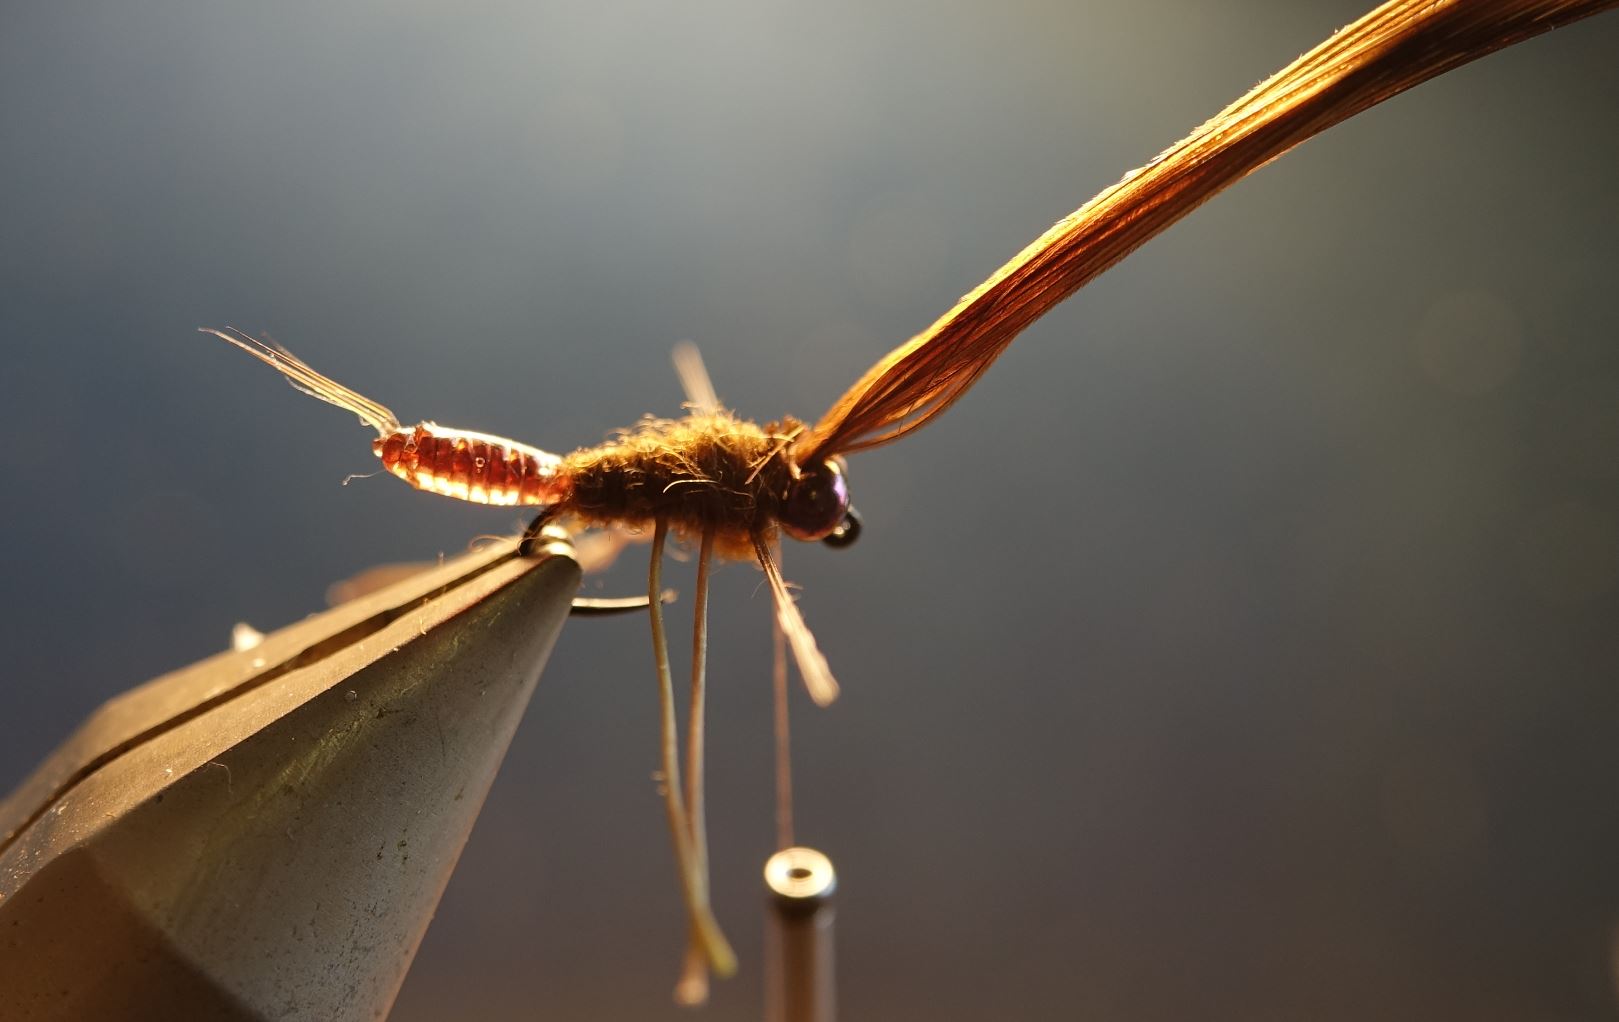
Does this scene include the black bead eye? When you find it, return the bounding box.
[780,459,851,543]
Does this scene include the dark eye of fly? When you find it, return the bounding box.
[780,459,852,543]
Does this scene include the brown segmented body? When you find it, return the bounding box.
[369,416,801,562]
[372,423,567,507]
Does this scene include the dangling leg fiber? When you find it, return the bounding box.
[674,525,719,1004]
[772,617,795,852]
[649,520,736,995]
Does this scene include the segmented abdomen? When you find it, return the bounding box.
[373,424,568,507]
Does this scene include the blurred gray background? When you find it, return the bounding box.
[4,1,1618,1018]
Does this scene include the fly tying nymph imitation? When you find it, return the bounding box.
[199,324,872,1000]
[196,0,1613,1005]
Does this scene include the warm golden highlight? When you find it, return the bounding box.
[200,0,1616,1005]
[374,424,566,507]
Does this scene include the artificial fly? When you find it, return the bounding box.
[199,0,1614,1003]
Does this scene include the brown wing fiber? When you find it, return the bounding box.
[794,0,1617,464]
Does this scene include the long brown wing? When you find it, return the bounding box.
[793,0,1617,465]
